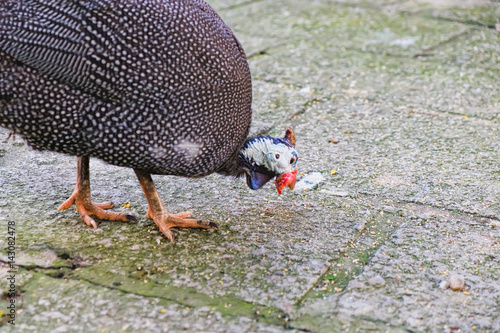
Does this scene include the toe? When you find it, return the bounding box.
[170,211,193,219]
[157,224,175,242]
[81,214,98,229]
[94,202,115,210]
[90,208,131,222]
[165,216,218,230]
[58,196,76,211]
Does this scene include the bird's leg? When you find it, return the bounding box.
[58,156,135,228]
[134,169,219,242]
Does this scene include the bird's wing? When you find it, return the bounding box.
[0,0,248,103]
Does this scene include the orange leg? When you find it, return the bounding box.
[58,156,136,228]
[134,169,219,242]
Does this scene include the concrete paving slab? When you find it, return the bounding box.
[0,0,499,332]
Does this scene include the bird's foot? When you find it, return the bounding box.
[146,208,193,220]
[58,187,136,229]
[134,169,218,242]
[151,211,219,242]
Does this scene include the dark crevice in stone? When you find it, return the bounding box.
[289,99,322,120]
[46,270,66,279]
[251,97,323,137]
[38,271,290,328]
[0,260,70,271]
[295,210,405,306]
[293,260,333,305]
[59,253,70,260]
[76,275,189,306]
[408,107,497,122]
[413,29,475,58]
[356,191,500,223]
[399,198,499,223]
[77,276,291,329]
[245,43,286,59]
[284,323,317,333]
[427,15,498,30]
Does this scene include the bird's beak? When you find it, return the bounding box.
[275,169,297,194]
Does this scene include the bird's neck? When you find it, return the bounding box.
[216,136,260,178]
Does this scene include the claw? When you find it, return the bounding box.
[125,214,138,222]
[80,213,98,229]
[209,221,220,230]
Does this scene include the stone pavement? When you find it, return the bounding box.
[0,0,499,332]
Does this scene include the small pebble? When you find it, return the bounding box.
[348,281,364,289]
[439,280,450,290]
[320,189,349,197]
[368,275,386,286]
[251,248,268,256]
[226,243,241,252]
[449,275,465,291]
[328,136,340,144]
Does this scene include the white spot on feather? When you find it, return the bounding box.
[175,140,202,159]
[150,146,169,159]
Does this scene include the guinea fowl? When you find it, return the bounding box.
[0,0,299,241]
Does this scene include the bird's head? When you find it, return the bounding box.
[239,127,298,194]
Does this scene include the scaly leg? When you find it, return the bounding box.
[58,156,136,228]
[134,169,219,242]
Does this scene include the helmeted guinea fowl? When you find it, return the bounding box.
[0,0,298,241]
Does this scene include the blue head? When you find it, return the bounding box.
[238,128,298,193]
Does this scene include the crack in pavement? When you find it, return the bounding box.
[290,209,407,329]
[413,28,476,58]
[6,265,292,329]
[358,191,500,223]
[427,14,499,30]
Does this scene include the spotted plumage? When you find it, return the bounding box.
[0,0,299,241]
[1,0,251,176]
